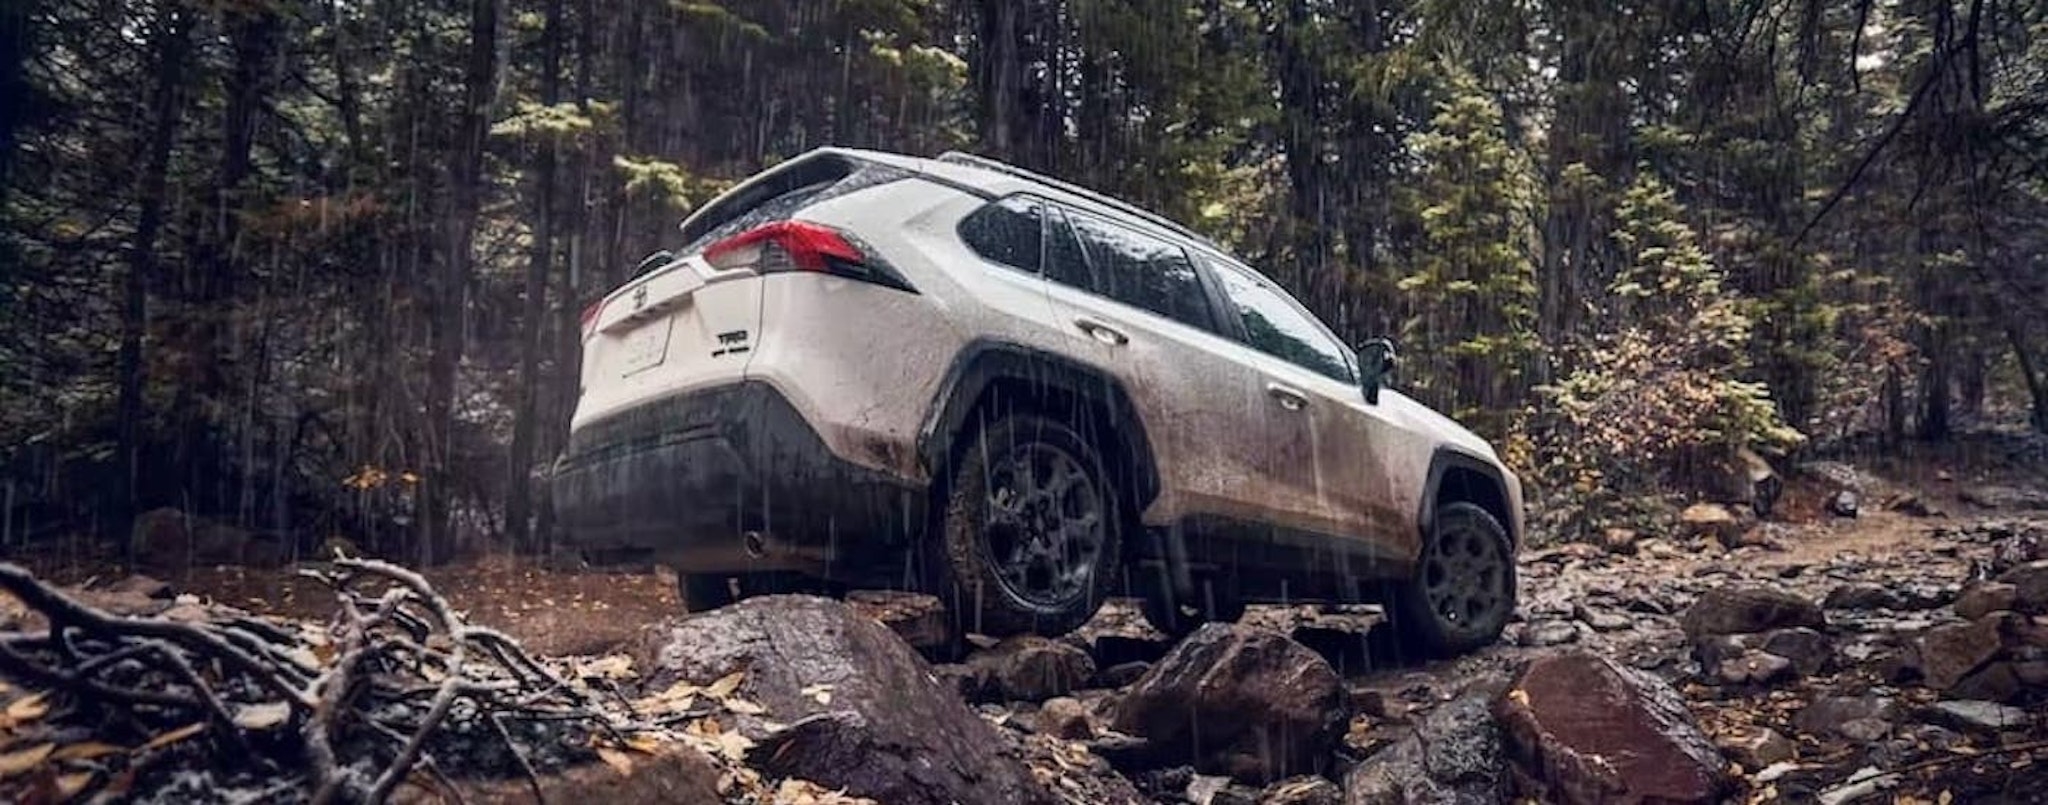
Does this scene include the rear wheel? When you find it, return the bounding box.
[935,413,1120,639]
[1386,502,1516,656]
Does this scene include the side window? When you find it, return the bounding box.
[1211,262,1356,383]
[1062,210,1216,332]
[958,196,1042,273]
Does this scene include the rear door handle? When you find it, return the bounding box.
[1075,317,1129,346]
[1266,382,1310,411]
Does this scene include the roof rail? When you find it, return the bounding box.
[933,151,1219,249]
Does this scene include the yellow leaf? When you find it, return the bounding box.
[50,742,124,761]
[140,723,206,752]
[5,693,49,725]
[0,742,53,779]
[596,747,635,776]
[624,734,665,754]
[56,770,94,800]
[705,671,744,700]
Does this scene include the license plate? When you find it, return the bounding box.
[619,315,673,375]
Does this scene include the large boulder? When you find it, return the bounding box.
[642,595,1059,805]
[1917,612,2015,690]
[1344,691,1504,805]
[1496,652,1729,805]
[2000,561,2048,613]
[1681,585,1826,639]
[954,636,1097,702]
[1108,623,1345,784]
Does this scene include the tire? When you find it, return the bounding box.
[934,412,1121,639]
[1386,501,1517,657]
[1139,574,1247,639]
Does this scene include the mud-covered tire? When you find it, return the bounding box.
[934,413,1120,639]
[1386,501,1516,657]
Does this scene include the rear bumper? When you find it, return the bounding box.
[550,381,926,580]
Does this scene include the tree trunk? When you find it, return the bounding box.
[0,0,35,202]
[420,0,500,564]
[505,0,564,554]
[117,3,193,553]
[2011,327,2048,435]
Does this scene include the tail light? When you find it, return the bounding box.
[579,300,604,341]
[700,221,915,292]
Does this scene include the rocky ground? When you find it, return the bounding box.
[1,442,2045,804]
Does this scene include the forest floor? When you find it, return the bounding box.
[2,431,2046,803]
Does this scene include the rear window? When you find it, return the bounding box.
[958,196,1042,273]
[677,155,909,257]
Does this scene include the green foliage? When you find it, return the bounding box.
[1536,169,1805,533]
[1393,68,1542,436]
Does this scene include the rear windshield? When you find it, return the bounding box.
[676,155,909,256]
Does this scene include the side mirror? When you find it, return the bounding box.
[1358,337,1398,405]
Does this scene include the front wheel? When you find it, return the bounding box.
[1386,501,1516,657]
[935,413,1121,639]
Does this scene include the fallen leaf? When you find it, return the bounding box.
[5,693,49,725]
[50,742,124,761]
[725,698,766,716]
[0,742,54,779]
[596,747,635,775]
[706,671,744,700]
[624,734,665,754]
[55,770,94,800]
[140,723,206,752]
[233,702,291,731]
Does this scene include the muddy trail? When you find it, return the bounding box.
[1,447,2046,804]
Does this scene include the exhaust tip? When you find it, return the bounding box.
[742,530,768,558]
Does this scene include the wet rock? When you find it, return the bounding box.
[643,595,1058,805]
[1100,660,1152,689]
[1760,628,1836,676]
[1884,492,1939,517]
[107,574,172,599]
[845,589,950,649]
[1680,502,1753,548]
[1716,725,1795,769]
[1600,527,1639,555]
[1924,700,2032,733]
[1918,613,2012,690]
[1681,585,1826,639]
[1344,691,1503,805]
[1496,652,1728,805]
[1951,662,2024,703]
[1108,623,1345,784]
[1261,776,1342,805]
[1521,620,1581,646]
[961,636,1096,703]
[1827,490,1860,518]
[1824,583,1899,611]
[1999,561,2048,613]
[1066,599,1171,667]
[1185,774,1260,805]
[443,743,724,803]
[1035,696,1094,740]
[1956,582,2019,620]
[1960,486,2048,511]
[1792,695,1897,740]
[1574,603,1632,632]
[1715,650,1794,686]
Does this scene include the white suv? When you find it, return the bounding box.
[551,148,1524,656]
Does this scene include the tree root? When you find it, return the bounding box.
[0,559,623,803]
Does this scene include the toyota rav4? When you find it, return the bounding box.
[551,148,1524,656]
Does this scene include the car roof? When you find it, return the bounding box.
[806,147,1228,254]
